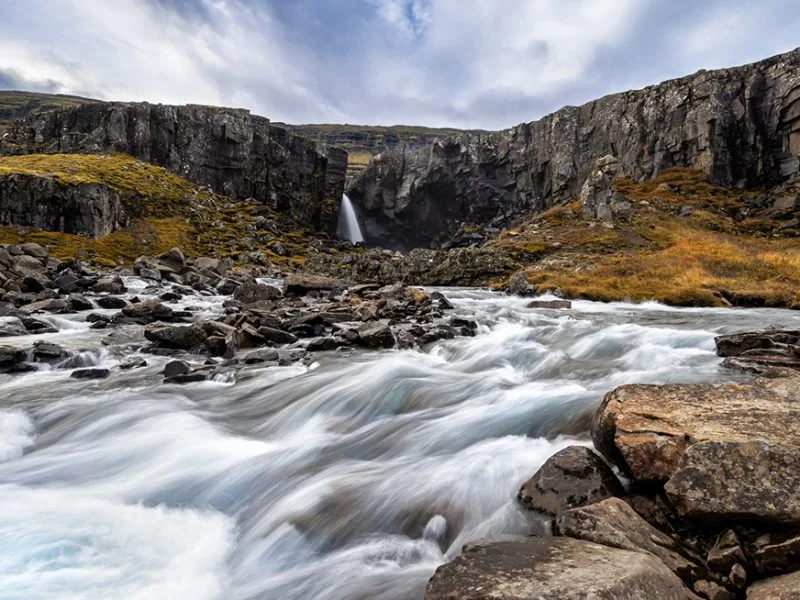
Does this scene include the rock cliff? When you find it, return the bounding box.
[350,48,800,248]
[0,102,347,231]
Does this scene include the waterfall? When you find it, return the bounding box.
[337,194,365,244]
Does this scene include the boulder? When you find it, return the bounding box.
[22,316,58,334]
[557,498,721,596]
[507,270,537,296]
[154,247,185,273]
[233,282,281,304]
[243,348,279,364]
[715,330,800,372]
[163,360,190,378]
[746,571,800,599]
[528,299,572,309]
[121,300,175,323]
[71,368,111,379]
[96,296,128,309]
[424,536,699,600]
[144,323,207,350]
[0,316,26,337]
[258,326,298,345]
[665,440,800,524]
[356,321,395,349]
[285,273,348,295]
[94,276,126,294]
[0,345,25,370]
[518,446,623,517]
[20,243,48,259]
[119,356,147,370]
[592,377,800,482]
[32,341,67,361]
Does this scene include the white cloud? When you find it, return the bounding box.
[0,0,798,129]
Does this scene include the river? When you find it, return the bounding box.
[1,286,798,600]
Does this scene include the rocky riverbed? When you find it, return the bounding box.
[2,261,800,599]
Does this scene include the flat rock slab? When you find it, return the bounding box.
[747,570,800,599]
[665,440,800,524]
[425,536,699,600]
[593,377,800,482]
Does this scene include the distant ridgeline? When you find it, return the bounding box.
[349,48,800,249]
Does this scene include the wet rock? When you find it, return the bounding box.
[121,300,175,324]
[307,336,348,351]
[22,316,58,333]
[715,330,800,372]
[0,316,26,336]
[71,368,111,379]
[159,291,182,302]
[204,336,229,357]
[557,498,719,596]
[119,356,147,370]
[32,341,67,361]
[96,296,128,310]
[258,326,298,345]
[164,372,209,385]
[424,536,699,600]
[0,345,26,370]
[22,298,69,314]
[665,440,800,524]
[21,272,51,293]
[356,321,395,349]
[518,446,624,517]
[67,293,93,312]
[163,360,190,378]
[154,247,185,273]
[216,278,239,295]
[54,273,80,294]
[507,270,537,296]
[233,282,281,304]
[243,348,279,364]
[592,377,800,483]
[528,299,572,309]
[285,273,348,295]
[94,276,126,295]
[746,570,800,599]
[144,323,207,350]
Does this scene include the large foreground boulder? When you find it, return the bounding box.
[747,571,800,599]
[592,377,800,482]
[425,536,699,600]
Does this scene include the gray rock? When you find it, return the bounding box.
[580,154,620,220]
[94,277,126,295]
[96,296,128,309]
[121,300,175,324]
[424,536,700,600]
[665,440,800,524]
[144,323,207,350]
[750,531,800,576]
[22,316,58,334]
[233,282,281,304]
[285,273,349,295]
[164,373,209,385]
[67,294,92,311]
[71,368,111,380]
[154,248,185,273]
[356,321,395,349]
[119,356,147,370]
[32,341,67,361]
[163,360,190,378]
[243,348,279,364]
[0,345,25,369]
[528,299,572,309]
[507,271,536,296]
[518,446,623,517]
[258,326,298,345]
[0,316,26,336]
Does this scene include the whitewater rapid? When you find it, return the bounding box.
[1,289,798,600]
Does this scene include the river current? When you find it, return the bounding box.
[1,286,798,600]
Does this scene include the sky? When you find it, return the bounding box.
[0,0,798,130]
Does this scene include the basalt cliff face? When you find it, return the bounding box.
[0,102,347,231]
[350,48,800,249]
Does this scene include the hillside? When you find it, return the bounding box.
[0,91,98,131]
[278,123,477,182]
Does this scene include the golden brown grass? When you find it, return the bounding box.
[491,168,800,308]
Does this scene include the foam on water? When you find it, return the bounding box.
[2,289,799,599]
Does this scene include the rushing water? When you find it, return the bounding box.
[2,288,799,600]
[337,194,365,244]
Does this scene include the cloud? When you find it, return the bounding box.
[0,0,798,129]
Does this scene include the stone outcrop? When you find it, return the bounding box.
[715,329,800,372]
[1,102,347,231]
[425,536,700,600]
[0,174,128,237]
[592,377,800,482]
[350,48,800,248]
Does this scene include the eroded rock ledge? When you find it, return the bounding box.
[426,371,800,599]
